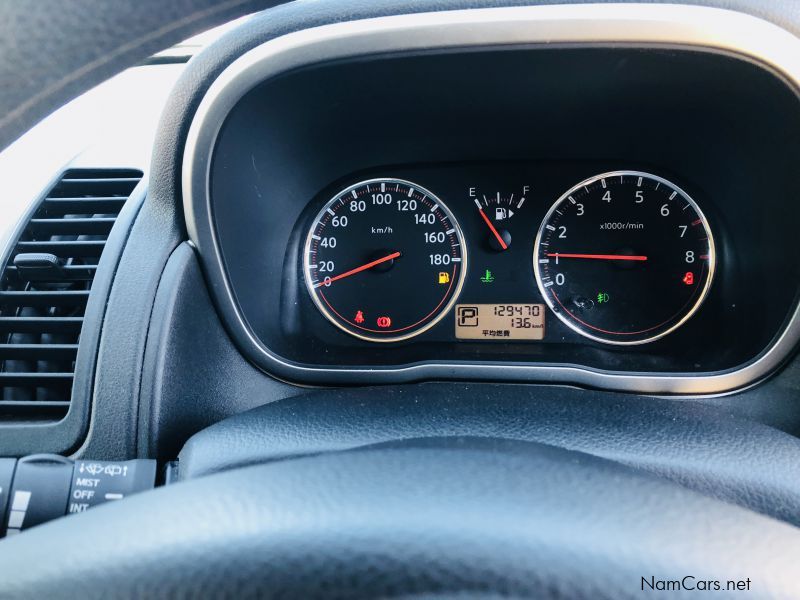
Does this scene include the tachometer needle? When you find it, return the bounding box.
[475,199,508,250]
[314,251,401,288]
[546,253,648,261]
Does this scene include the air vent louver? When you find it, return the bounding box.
[0,169,142,422]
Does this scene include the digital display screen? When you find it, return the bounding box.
[455,304,545,340]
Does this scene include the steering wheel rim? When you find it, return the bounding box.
[0,437,798,599]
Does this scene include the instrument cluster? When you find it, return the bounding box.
[299,161,721,356]
[304,168,714,347]
[187,40,800,389]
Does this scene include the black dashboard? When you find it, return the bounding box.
[189,41,800,391]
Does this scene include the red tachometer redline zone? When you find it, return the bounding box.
[533,171,715,345]
[304,178,467,342]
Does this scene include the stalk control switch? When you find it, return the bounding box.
[0,455,157,537]
[68,459,157,514]
[5,454,73,535]
[0,458,16,536]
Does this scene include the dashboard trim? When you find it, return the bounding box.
[183,4,800,393]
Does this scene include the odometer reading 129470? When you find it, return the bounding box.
[534,171,715,345]
[304,178,467,342]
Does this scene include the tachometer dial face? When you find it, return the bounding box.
[533,171,715,345]
[304,178,467,342]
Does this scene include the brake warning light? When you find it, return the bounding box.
[376,316,392,328]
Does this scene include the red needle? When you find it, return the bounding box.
[314,251,401,288]
[478,207,508,250]
[546,253,648,261]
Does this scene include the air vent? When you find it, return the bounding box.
[0,169,142,422]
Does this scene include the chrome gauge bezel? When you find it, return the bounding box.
[533,171,716,346]
[302,178,468,343]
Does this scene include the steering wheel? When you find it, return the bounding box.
[1,436,798,598]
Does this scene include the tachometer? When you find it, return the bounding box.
[304,178,467,342]
[533,171,715,345]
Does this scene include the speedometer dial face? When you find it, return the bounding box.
[304,178,467,342]
[533,171,715,345]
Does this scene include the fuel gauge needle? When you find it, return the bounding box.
[474,198,508,250]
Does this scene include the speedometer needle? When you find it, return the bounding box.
[313,251,401,288]
[474,199,508,250]
[546,253,648,261]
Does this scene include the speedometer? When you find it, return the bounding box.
[533,171,715,345]
[304,178,467,342]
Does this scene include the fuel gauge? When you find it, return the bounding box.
[468,185,531,252]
